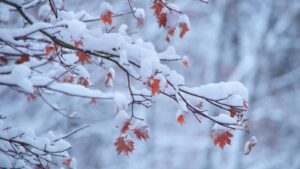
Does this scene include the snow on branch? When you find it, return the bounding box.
[0,0,255,163]
[0,118,82,169]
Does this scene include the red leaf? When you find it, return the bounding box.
[151,2,164,17]
[244,136,257,155]
[114,136,134,155]
[243,100,248,109]
[133,126,149,141]
[76,51,91,65]
[211,129,233,150]
[158,13,167,28]
[151,79,160,95]
[179,23,189,38]
[196,102,203,109]
[45,45,55,59]
[229,108,242,117]
[168,27,175,36]
[15,55,30,64]
[136,17,144,28]
[63,76,74,84]
[27,94,36,102]
[78,77,89,87]
[165,36,170,43]
[177,115,185,125]
[104,72,113,88]
[63,158,72,167]
[121,120,130,134]
[182,58,189,68]
[100,11,113,25]
[74,40,83,48]
[89,98,97,105]
[0,57,8,65]
[74,41,91,65]
[21,55,30,62]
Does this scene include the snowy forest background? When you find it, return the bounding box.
[0,0,300,169]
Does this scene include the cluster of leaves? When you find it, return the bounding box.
[0,117,83,169]
[151,0,190,42]
[114,110,150,155]
[0,0,257,165]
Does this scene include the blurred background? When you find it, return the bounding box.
[1,0,300,168]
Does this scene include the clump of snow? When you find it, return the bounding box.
[14,160,26,169]
[74,65,90,80]
[100,2,113,13]
[115,110,130,129]
[176,109,185,119]
[61,53,78,65]
[68,19,87,41]
[118,24,128,35]
[176,93,188,112]
[53,0,64,9]
[135,8,145,19]
[108,68,115,79]
[48,83,113,99]
[0,154,11,168]
[0,65,33,93]
[119,50,129,66]
[140,56,160,81]
[158,46,181,60]
[244,136,258,155]
[222,94,244,107]
[166,70,185,88]
[212,113,236,125]
[38,5,51,21]
[114,92,129,112]
[178,14,191,27]
[0,5,10,23]
[182,81,248,101]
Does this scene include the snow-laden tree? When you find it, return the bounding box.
[0,0,257,168]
